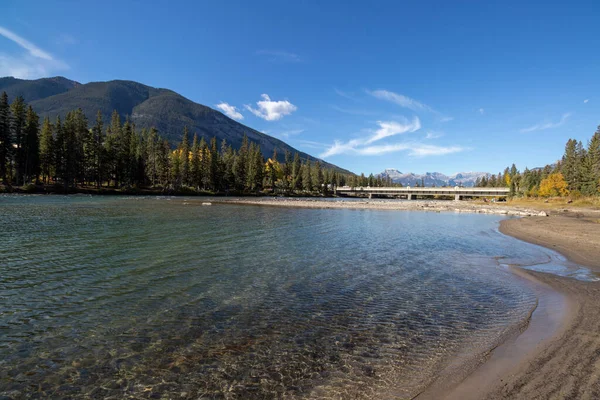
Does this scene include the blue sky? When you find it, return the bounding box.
[1,0,599,175]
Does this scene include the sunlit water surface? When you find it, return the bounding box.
[0,195,570,399]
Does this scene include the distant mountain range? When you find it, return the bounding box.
[0,76,349,173]
[378,169,490,187]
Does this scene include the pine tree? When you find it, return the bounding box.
[120,119,133,186]
[291,152,301,191]
[107,111,121,186]
[210,137,220,191]
[199,137,210,189]
[72,109,88,186]
[246,142,264,191]
[91,111,105,187]
[221,139,235,190]
[586,127,600,194]
[157,139,171,186]
[562,139,581,191]
[171,147,181,188]
[54,116,64,184]
[312,160,323,193]
[39,117,54,184]
[23,106,40,183]
[180,127,190,186]
[190,133,201,188]
[282,150,292,192]
[10,96,26,185]
[302,160,312,192]
[0,92,12,184]
[234,135,248,190]
[145,128,159,186]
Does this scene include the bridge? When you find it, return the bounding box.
[334,186,510,201]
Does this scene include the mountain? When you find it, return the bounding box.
[0,76,79,102]
[0,77,349,173]
[378,169,490,187]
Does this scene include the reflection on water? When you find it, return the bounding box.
[0,195,560,398]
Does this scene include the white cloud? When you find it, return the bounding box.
[256,50,301,63]
[584,99,589,104]
[245,94,297,121]
[215,102,244,120]
[479,108,485,115]
[368,89,433,112]
[520,113,572,133]
[440,116,454,122]
[365,117,421,144]
[0,25,68,79]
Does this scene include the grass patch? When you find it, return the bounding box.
[505,197,600,210]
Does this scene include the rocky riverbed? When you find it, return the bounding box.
[213,198,549,217]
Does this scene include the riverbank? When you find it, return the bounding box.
[477,216,600,399]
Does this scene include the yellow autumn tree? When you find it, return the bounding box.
[538,173,569,197]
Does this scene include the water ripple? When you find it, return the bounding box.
[0,196,544,399]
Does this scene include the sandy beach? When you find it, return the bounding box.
[482,215,600,399]
[217,198,600,399]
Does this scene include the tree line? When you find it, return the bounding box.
[475,126,600,197]
[0,92,399,195]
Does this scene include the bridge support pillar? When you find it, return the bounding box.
[407,194,412,200]
[368,193,372,199]
[455,194,461,201]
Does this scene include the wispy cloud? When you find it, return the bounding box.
[256,50,301,63]
[319,117,461,157]
[425,131,444,139]
[365,117,421,144]
[0,26,52,60]
[0,25,68,78]
[331,105,376,116]
[245,94,297,121]
[296,139,329,149]
[215,102,244,120]
[275,129,304,139]
[478,108,485,115]
[367,89,434,112]
[320,118,420,157]
[55,33,77,46]
[584,99,589,104]
[334,88,359,101]
[321,139,464,158]
[358,143,464,157]
[520,112,572,133]
[368,88,453,122]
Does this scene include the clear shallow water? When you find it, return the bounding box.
[0,195,568,399]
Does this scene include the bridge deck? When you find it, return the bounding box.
[334,186,509,199]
